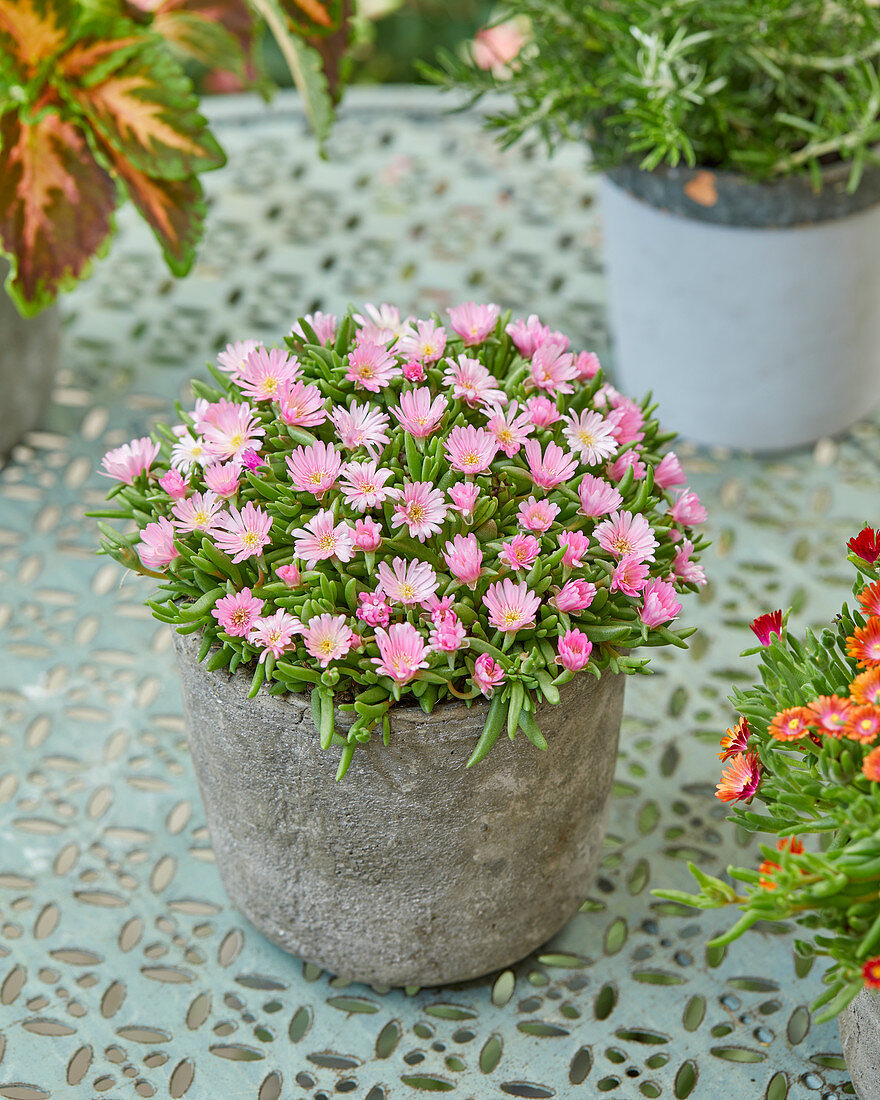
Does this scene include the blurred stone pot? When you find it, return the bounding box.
[840,988,880,1099]
[600,160,880,452]
[174,630,625,987]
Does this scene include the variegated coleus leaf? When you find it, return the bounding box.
[0,0,71,79]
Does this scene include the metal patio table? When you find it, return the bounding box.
[0,87,870,1099]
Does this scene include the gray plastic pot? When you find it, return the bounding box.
[840,988,880,1099]
[174,630,625,987]
[600,160,880,452]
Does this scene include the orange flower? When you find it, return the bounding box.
[859,580,880,617]
[863,745,880,782]
[719,717,750,762]
[768,706,814,742]
[851,667,880,706]
[759,837,805,890]
[716,753,761,802]
[808,694,853,738]
[847,617,880,668]
[845,704,880,744]
[863,957,880,989]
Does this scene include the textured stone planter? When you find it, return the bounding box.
[174,630,626,987]
[600,159,880,452]
[840,988,880,1099]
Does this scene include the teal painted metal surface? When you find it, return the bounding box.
[0,88,867,1098]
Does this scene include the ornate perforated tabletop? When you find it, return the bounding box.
[0,87,873,1099]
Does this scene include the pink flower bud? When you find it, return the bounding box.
[654,451,686,490]
[556,628,593,671]
[354,517,383,552]
[473,653,505,696]
[356,591,391,628]
[550,579,596,613]
[277,563,302,588]
[159,469,188,499]
[402,359,426,382]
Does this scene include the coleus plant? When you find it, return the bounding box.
[656,527,880,1021]
[0,0,350,316]
[94,303,708,779]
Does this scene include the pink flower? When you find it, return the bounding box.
[529,342,578,394]
[217,339,261,380]
[277,563,302,588]
[248,610,303,662]
[101,437,160,484]
[641,578,682,628]
[671,539,707,586]
[573,351,601,381]
[340,460,396,511]
[447,301,500,345]
[392,481,448,541]
[560,530,590,568]
[525,395,561,427]
[210,501,273,563]
[473,652,505,696]
[550,579,596,613]
[171,490,223,533]
[750,610,783,646]
[670,489,708,526]
[303,613,354,667]
[201,399,265,461]
[610,555,650,597]
[578,474,623,518]
[277,380,327,428]
[159,468,188,499]
[331,401,390,453]
[285,441,342,498]
[237,347,299,401]
[354,303,407,344]
[484,401,533,457]
[345,340,398,391]
[212,587,264,637]
[398,319,447,363]
[563,410,618,465]
[442,355,506,408]
[357,590,391,628]
[445,425,499,475]
[484,578,541,632]
[606,398,645,446]
[473,21,525,72]
[655,451,686,490]
[137,517,177,570]
[517,496,560,533]
[391,388,448,438]
[353,516,383,551]
[430,611,467,652]
[607,450,647,482]
[449,482,480,517]
[505,315,552,359]
[556,628,593,671]
[524,438,578,489]
[203,462,240,498]
[443,533,483,587]
[500,533,540,571]
[291,311,337,345]
[373,622,431,684]
[376,557,439,605]
[240,448,263,472]
[292,509,355,569]
[402,360,425,382]
[595,511,658,563]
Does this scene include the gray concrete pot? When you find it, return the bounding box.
[173,630,625,987]
[840,988,880,1099]
[600,160,880,452]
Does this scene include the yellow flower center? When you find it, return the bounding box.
[318,638,335,655]
[463,451,480,467]
[577,429,596,447]
[263,377,278,394]
[242,531,261,549]
[400,582,416,600]
[407,503,426,522]
[230,433,244,449]
[318,534,336,551]
[232,609,249,625]
[612,536,632,554]
[194,510,209,526]
[503,609,520,626]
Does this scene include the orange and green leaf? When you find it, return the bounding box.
[285,0,334,29]
[0,0,72,77]
[56,34,144,83]
[150,10,250,77]
[0,111,117,315]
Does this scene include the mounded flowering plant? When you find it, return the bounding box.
[656,526,880,1021]
[94,303,707,779]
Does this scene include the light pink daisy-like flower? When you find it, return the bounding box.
[345,340,398,391]
[607,450,648,482]
[402,360,425,382]
[556,628,593,671]
[670,489,708,526]
[447,301,500,345]
[430,611,467,652]
[442,355,507,408]
[237,347,299,401]
[445,425,499,475]
[101,437,160,484]
[290,312,337,345]
[484,401,534,457]
[500,533,541,571]
[671,539,707,586]
[216,339,261,380]
[596,511,658,563]
[210,501,273,563]
[550,579,596,613]
[170,432,210,473]
[203,462,240,498]
[303,613,354,667]
[398,319,447,363]
[484,578,541,633]
[563,410,618,466]
[137,517,177,570]
[277,380,327,428]
[524,438,578,489]
[191,397,217,434]
[391,388,448,438]
[376,556,439,605]
[171,490,223,533]
[610,555,650,597]
[578,474,623,518]
[448,482,480,517]
[291,509,355,570]
[473,652,505,696]
[248,610,303,662]
[285,441,342,498]
[201,399,265,461]
[505,315,552,359]
[357,591,391,628]
[354,303,408,345]
[560,530,590,568]
[641,578,682,628]
[427,596,455,621]
[277,563,302,588]
[606,399,645,446]
[391,481,448,541]
[373,623,431,684]
[159,468,188,499]
[443,534,483,587]
[331,402,391,453]
[517,496,560,534]
[529,342,578,394]
[655,451,686,490]
[573,351,600,381]
[339,460,396,512]
[212,587,264,637]
[353,517,383,551]
[525,395,561,427]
